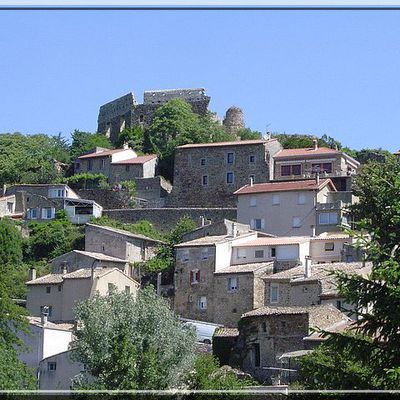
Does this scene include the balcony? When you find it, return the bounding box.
[316,201,344,211]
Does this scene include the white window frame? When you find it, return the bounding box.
[198,296,207,310]
[42,207,55,220]
[190,269,200,285]
[250,196,257,207]
[28,208,38,220]
[292,216,302,228]
[227,276,239,292]
[251,218,265,230]
[270,283,279,304]
[272,194,280,205]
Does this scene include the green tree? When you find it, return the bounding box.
[298,159,400,389]
[70,130,112,160]
[238,128,263,140]
[0,218,22,265]
[71,287,196,390]
[116,126,145,153]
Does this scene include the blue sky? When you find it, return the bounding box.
[1,10,399,151]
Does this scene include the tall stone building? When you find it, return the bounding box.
[97,88,211,145]
[223,106,245,137]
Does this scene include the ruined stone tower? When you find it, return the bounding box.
[223,106,245,137]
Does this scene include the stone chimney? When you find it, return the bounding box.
[41,306,49,325]
[304,256,312,278]
[28,267,36,281]
[61,263,68,275]
[312,138,318,151]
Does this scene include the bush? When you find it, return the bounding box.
[61,173,108,190]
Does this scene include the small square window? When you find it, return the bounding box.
[47,362,57,371]
[190,270,200,285]
[252,218,264,230]
[227,277,239,292]
[250,197,257,207]
[125,165,130,172]
[46,286,51,294]
[201,248,209,260]
[181,250,190,262]
[237,248,247,259]
[325,242,335,251]
[58,285,62,292]
[255,250,264,258]
[292,217,302,228]
[202,175,208,186]
[200,158,206,166]
[272,194,280,205]
[249,155,256,163]
[226,172,234,184]
[298,193,306,205]
[227,152,235,164]
[198,296,207,310]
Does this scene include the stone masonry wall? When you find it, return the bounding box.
[104,208,237,232]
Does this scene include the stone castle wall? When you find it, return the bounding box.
[103,207,237,232]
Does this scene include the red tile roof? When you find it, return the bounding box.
[111,154,157,165]
[177,139,272,149]
[234,179,336,195]
[274,147,340,159]
[78,149,126,159]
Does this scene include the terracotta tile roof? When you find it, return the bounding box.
[274,147,340,159]
[111,154,157,165]
[234,179,336,195]
[215,261,274,274]
[72,250,128,263]
[78,149,125,159]
[26,274,64,285]
[177,139,271,149]
[213,327,239,337]
[310,232,351,241]
[233,236,310,247]
[86,224,165,244]
[304,318,354,342]
[242,305,349,331]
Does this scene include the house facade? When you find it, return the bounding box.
[235,178,349,236]
[272,140,359,191]
[75,147,157,183]
[167,139,283,207]
[26,267,140,322]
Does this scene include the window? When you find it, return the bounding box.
[272,194,280,205]
[181,250,190,262]
[312,162,332,174]
[250,197,257,207]
[319,212,339,225]
[270,284,279,303]
[100,159,105,169]
[87,159,93,171]
[198,296,207,310]
[58,285,62,292]
[298,193,306,205]
[253,343,261,367]
[47,362,57,371]
[125,165,130,172]
[139,114,144,123]
[190,270,200,285]
[251,218,264,230]
[262,322,267,333]
[125,286,131,294]
[200,158,206,166]
[48,189,65,198]
[28,208,38,219]
[325,242,335,251]
[249,154,256,163]
[237,248,247,259]
[227,152,235,164]
[281,164,301,176]
[201,248,209,260]
[42,207,55,220]
[227,277,239,292]
[226,172,234,184]
[46,286,51,294]
[271,247,276,257]
[107,283,117,293]
[202,175,208,186]
[255,250,264,258]
[292,217,302,228]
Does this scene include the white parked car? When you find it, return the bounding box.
[180,318,223,344]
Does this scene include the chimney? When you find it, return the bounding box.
[41,306,49,325]
[200,216,205,227]
[61,264,68,275]
[29,267,36,281]
[123,143,129,150]
[232,222,237,238]
[315,172,320,186]
[250,176,254,187]
[304,256,312,278]
[2,184,6,196]
[311,225,316,237]
[312,138,318,151]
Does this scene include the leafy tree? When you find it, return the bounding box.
[71,287,196,390]
[0,133,69,186]
[70,130,112,160]
[60,172,108,190]
[116,126,144,153]
[238,128,263,140]
[298,159,400,389]
[0,218,22,265]
[271,133,341,150]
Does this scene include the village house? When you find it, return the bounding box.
[85,223,163,263]
[51,250,129,276]
[272,139,359,191]
[235,178,351,236]
[2,184,102,224]
[234,305,350,383]
[263,261,371,318]
[75,147,157,184]
[17,315,73,370]
[26,267,139,322]
[167,139,283,207]
[0,194,20,218]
